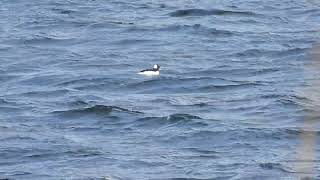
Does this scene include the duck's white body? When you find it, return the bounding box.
[138,70,160,76]
[138,64,160,76]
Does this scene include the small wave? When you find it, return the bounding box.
[234,49,267,57]
[0,98,9,105]
[67,100,89,106]
[0,136,36,142]
[167,113,202,121]
[233,47,307,58]
[89,21,134,29]
[0,75,19,83]
[259,163,293,173]
[112,39,156,46]
[23,35,79,46]
[5,171,32,176]
[125,23,234,38]
[56,77,109,87]
[65,148,103,157]
[133,113,204,129]
[53,105,142,116]
[182,147,219,155]
[276,94,310,108]
[127,77,234,88]
[0,106,22,114]
[274,47,308,57]
[186,68,279,78]
[160,24,233,36]
[181,127,299,145]
[169,176,235,180]
[196,82,262,92]
[169,8,256,17]
[51,8,76,15]
[18,89,70,98]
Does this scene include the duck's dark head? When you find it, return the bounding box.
[153,64,160,71]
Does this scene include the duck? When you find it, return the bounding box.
[138,64,160,76]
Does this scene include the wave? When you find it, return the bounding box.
[19,89,71,98]
[56,77,109,87]
[112,39,157,46]
[186,68,280,78]
[0,75,19,83]
[88,21,134,29]
[53,105,142,116]
[125,76,265,94]
[127,77,238,88]
[0,98,10,105]
[0,136,36,142]
[126,24,234,37]
[132,113,205,129]
[169,8,256,17]
[23,35,79,46]
[275,94,311,109]
[233,47,308,58]
[167,127,301,146]
[167,113,202,121]
[174,24,234,37]
[170,178,234,180]
[259,163,293,173]
[51,8,76,15]
[196,82,263,92]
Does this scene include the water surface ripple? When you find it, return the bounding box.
[1,0,320,179]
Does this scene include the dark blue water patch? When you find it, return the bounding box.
[169,8,257,17]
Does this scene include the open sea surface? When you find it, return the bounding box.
[1,0,320,179]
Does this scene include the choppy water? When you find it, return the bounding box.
[1,0,320,179]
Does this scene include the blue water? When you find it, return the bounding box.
[1,0,320,179]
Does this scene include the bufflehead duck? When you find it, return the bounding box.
[138,64,160,76]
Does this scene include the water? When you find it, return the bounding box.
[1,0,320,179]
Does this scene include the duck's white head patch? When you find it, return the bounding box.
[153,64,160,70]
